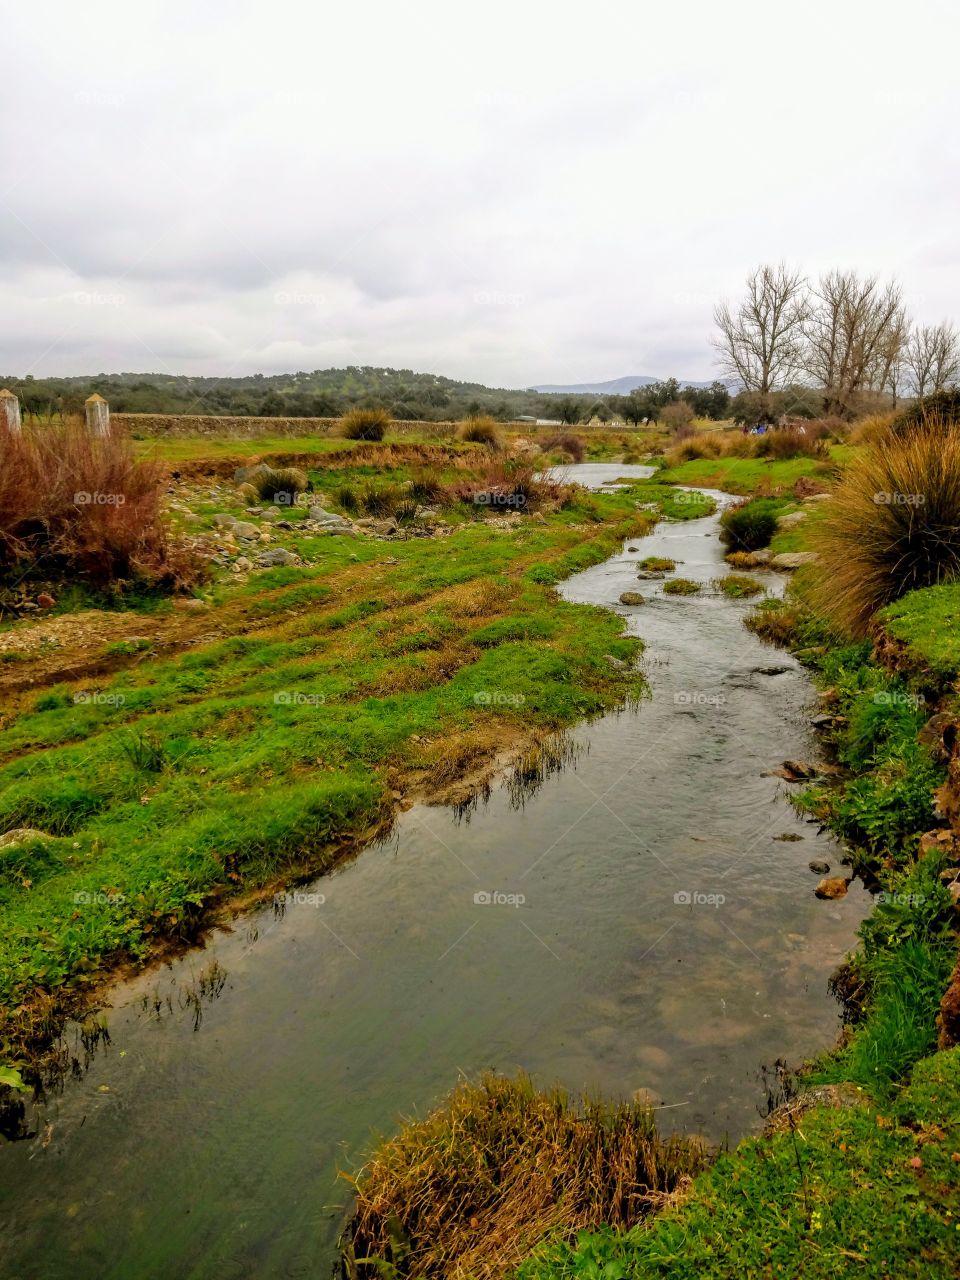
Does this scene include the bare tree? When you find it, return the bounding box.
[906,322,960,399]
[804,271,905,417]
[713,263,808,417]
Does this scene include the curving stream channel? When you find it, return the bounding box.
[0,466,869,1279]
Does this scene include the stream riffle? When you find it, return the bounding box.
[0,468,869,1279]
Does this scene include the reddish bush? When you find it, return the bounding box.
[0,421,204,590]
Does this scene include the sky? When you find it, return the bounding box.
[1,0,958,389]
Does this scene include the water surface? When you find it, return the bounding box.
[0,471,868,1279]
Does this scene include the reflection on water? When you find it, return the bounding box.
[0,473,869,1280]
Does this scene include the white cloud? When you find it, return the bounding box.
[1,0,958,385]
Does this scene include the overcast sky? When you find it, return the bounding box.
[1,0,957,388]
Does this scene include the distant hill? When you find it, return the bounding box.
[531,375,722,395]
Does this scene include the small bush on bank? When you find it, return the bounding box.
[542,431,585,462]
[251,466,308,506]
[719,498,783,551]
[448,461,569,514]
[457,415,504,449]
[811,419,960,633]
[339,1072,709,1280]
[338,406,391,441]
[0,421,203,591]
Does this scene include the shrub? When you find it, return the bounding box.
[896,389,960,431]
[719,498,782,551]
[457,415,504,449]
[752,426,826,460]
[338,406,391,441]
[339,1072,709,1280]
[810,420,960,633]
[542,431,585,462]
[409,468,446,504]
[251,466,308,506]
[448,461,569,514]
[0,421,203,591]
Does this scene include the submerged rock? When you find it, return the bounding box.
[815,876,851,899]
[809,859,831,874]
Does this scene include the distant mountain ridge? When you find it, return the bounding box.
[531,375,723,395]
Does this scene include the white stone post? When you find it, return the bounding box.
[0,388,22,434]
[85,393,110,436]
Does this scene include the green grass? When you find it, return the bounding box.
[0,483,675,1058]
[659,454,838,496]
[879,583,960,677]
[518,1047,960,1279]
[662,578,700,595]
[713,573,765,599]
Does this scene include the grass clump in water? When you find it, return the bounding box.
[714,573,765,599]
[339,1071,709,1280]
[662,578,700,595]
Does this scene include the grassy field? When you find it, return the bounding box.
[0,464,713,1066]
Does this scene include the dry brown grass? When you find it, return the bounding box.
[339,1072,709,1279]
[542,431,586,462]
[339,406,392,441]
[457,415,504,450]
[0,421,203,591]
[810,419,960,634]
[849,411,898,446]
[666,423,830,467]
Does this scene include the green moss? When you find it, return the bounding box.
[879,583,960,677]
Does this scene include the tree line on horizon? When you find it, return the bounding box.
[6,265,955,429]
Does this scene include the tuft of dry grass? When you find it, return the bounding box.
[457,415,504,450]
[338,406,392,441]
[339,1072,709,1279]
[810,420,960,634]
[0,420,203,591]
[542,431,585,463]
[849,412,897,446]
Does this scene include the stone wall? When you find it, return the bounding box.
[112,414,460,438]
